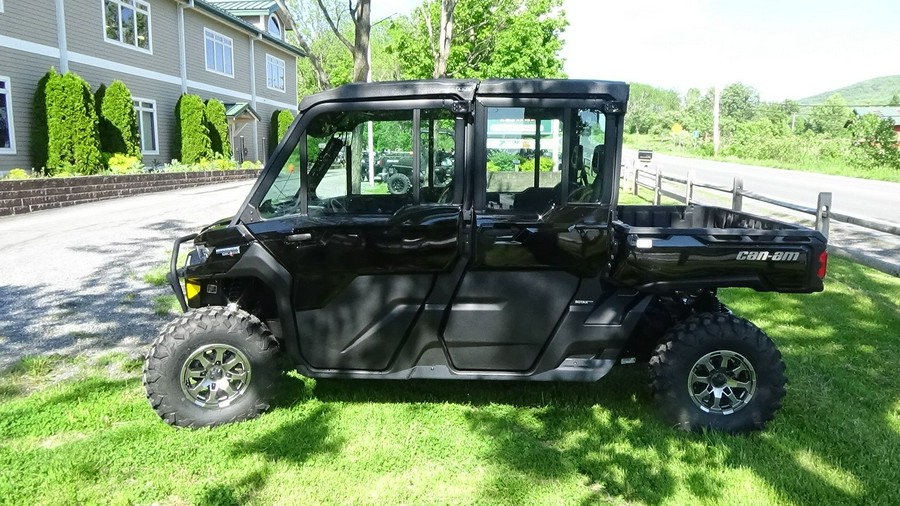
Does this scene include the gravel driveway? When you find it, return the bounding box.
[0,180,256,371]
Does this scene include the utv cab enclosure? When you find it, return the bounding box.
[144,79,827,433]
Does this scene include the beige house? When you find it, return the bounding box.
[0,0,303,172]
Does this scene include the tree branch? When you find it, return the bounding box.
[315,0,353,51]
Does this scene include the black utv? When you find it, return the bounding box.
[145,79,828,433]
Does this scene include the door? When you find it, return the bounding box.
[246,103,464,371]
[442,101,616,371]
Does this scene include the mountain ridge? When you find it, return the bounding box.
[798,75,900,105]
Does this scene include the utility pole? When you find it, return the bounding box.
[713,86,721,157]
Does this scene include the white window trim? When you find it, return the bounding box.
[266,54,286,93]
[204,28,234,78]
[0,1,5,14]
[0,76,16,155]
[101,0,153,55]
[133,97,159,155]
[268,14,282,39]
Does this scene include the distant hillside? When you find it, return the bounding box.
[799,75,900,105]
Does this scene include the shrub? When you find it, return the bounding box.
[97,81,140,158]
[175,94,211,164]
[519,156,555,172]
[205,99,231,158]
[268,109,295,155]
[29,69,54,174]
[45,72,103,175]
[5,168,30,179]
[240,160,262,170]
[107,153,144,174]
[487,150,519,172]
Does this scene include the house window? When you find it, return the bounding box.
[133,99,158,154]
[268,15,282,39]
[0,77,15,154]
[103,0,152,52]
[204,28,234,77]
[266,55,285,92]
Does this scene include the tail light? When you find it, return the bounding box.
[817,250,828,279]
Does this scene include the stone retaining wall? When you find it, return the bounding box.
[0,170,261,217]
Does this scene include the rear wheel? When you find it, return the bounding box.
[649,312,786,433]
[143,306,280,428]
[387,173,412,194]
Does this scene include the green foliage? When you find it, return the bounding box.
[29,69,53,174]
[107,153,144,174]
[848,114,900,170]
[807,93,852,136]
[204,99,231,158]
[175,94,211,164]
[4,168,30,180]
[720,82,759,122]
[97,81,140,158]
[162,154,238,172]
[388,0,567,80]
[519,156,555,172]
[269,109,295,155]
[45,72,103,175]
[626,83,682,134]
[277,109,294,139]
[487,150,519,172]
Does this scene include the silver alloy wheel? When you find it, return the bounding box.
[687,350,757,415]
[180,344,252,409]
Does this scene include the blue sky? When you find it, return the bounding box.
[372,0,899,101]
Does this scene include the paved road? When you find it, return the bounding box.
[624,150,900,223]
[0,180,256,370]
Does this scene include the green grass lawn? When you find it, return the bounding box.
[2,262,899,505]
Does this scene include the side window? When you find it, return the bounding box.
[484,107,564,213]
[568,109,607,204]
[257,106,459,220]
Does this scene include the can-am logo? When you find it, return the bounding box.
[736,251,800,261]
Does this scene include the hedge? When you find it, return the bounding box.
[29,69,53,174]
[175,94,211,164]
[97,81,140,158]
[268,109,294,155]
[45,72,103,175]
[205,98,231,159]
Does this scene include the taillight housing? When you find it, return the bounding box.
[817,250,828,279]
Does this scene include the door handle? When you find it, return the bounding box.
[285,233,314,243]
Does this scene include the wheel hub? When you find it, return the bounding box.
[180,344,252,409]
[687,350,757,415]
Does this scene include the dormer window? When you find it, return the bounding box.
[267,14,282,39]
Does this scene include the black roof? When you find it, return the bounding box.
[298,79,629,112]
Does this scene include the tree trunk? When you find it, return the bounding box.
[433,0,459,78]
[351,0,371,83]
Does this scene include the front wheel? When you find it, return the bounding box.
[649,313,786,433]
[143,307,280,428]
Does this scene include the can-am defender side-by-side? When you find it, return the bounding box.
[144,80,827,432]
